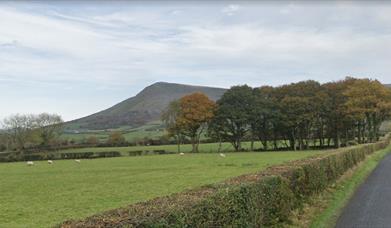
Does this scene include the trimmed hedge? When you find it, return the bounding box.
[60,134,391,228]
[61,152,94,159]
[128,150,175,156]
[0,149,175,162]
[0,152,57,162]
[0,151,122,162]
[60,151,121,159]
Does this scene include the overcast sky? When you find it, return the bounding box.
[1,1,391,121]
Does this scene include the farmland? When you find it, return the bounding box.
[61,121,164,143]
[0,151,322,227]
[58,141,272,154]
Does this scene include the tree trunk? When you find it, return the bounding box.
[218,138,222,153]
[191,137,197,153]
[334,129,341,148]
[262,140,268,151]
[273,139,278,150]
[176,135,181,153]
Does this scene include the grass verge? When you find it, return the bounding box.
[290,144,391,228]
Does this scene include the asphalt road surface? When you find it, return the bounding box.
[336,152,391,228]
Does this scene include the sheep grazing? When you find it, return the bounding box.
[179,152,185,156]
[26,161,34,166]
[219,153,226,158]
[48,160,53,164]
[75,159,81,163]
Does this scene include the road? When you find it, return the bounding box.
[336,153,391,228]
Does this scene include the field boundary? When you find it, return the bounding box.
[60,134,391,227]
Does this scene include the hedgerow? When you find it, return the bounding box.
[60,134,391,228]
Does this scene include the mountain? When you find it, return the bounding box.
[385,84,391,88]
[67,82,227,130]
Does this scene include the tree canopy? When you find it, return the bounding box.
[163,77,391,152]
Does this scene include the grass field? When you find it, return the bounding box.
[0,151,323,227]
[58,141,286,155]
[61,121,164,143]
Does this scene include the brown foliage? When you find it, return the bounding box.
[177,92,216,152]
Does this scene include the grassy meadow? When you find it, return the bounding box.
[61,121,164,143]
[58,141,296,155]
[0,151,323,227]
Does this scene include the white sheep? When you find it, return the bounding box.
[179,152,185,156]
[48,160,53,164]
[219,153,226,158]
[75,159,81,163]
[26,161,34,166]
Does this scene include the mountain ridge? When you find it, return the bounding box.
[66,82,227,130]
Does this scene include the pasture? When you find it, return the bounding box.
[59,141,286,155]
[61,121,164,143]
[0,151,322,227]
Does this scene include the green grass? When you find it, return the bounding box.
[309,144,391,228]
[61,121,164,143]
[60,131,110,142]
[0,151,322,228]
[58,141,284,154]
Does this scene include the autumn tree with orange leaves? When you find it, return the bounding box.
[344,79,391,142]
[177,92,216,153]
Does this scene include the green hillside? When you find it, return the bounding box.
[66,82,226,130]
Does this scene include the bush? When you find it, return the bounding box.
[128,151,143,156]
[347,140,358,146]
[60,152,94,159]
[95,151,121,158]
[0,152,18,162]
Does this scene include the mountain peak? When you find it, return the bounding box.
[150,81,170,86]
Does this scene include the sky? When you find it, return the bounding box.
[1,1,391,121]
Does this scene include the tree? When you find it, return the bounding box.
[207,115,225,153]
[86,136,99,145]
[345,79,391,142]
[251,86,276,151]
[0,133,7,152]
[271,81,323,150]
[323,78,357,147]
[161,100,183,153]
[213,85,254,151]
[2,114,35,152]
[35,113,64,147]
[107,132,126,146]
[177,93,216,153]
[208,77,390,152]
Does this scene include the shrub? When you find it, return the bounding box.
[60,152,94,159]
[128,151,143,156]
[347,140,358,146]
[95,151,121,158]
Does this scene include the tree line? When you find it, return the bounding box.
[162,77,391,153]
[0,113,63,154]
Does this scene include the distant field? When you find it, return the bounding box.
[61,121,164,143]
[0,151,323,227]
[59,141,277,154]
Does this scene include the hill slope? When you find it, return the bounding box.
[67,82,226,130]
